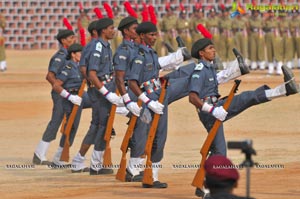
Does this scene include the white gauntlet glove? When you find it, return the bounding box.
[122,93,141,117]
[139,93,164,114]
[99,86,124,107]
[201,102,228,121]
[60,89,82,106]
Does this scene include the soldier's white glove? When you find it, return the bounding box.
[201,102,228,121]
[60,89,82,106]
[138,93,164,115]
[99,86,124,106]
[68,95,82,106]
[122,93,141,117]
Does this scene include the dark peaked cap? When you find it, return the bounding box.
[191,38,213,59]
[96,18,113,31]
[118,16,138,31]
[136,22,157,34]
[88,20,99,34]
[56,29,75,41]
[68,43,83,54]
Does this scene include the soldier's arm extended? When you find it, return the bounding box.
[46,71,57,86]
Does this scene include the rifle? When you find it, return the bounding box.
[60,79,87,162]
[191,79,241,196]
[60,114,67,133]
[116,100,143,181]
[142,78,169,185]
[103,89,119,168]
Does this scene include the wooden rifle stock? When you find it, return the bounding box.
[60,114,67,133]
[192,79,241,190]
[116,100,143,181]
[142,78,169,185]
[60,79,87,162]
[103,89,120,168]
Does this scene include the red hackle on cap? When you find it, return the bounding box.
[63,17,73,30]
[93,7,103,19]
[220,3,225,11]
[124,1,138,18]
[180,3,185,11]
[195,2,202,10]
[165,2,170,11]
[79,28,86,46]
[197,24,213,39]
[148,5,157,25]
[103,3,114,19]
[141,5,149,22]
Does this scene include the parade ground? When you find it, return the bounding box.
[0,50,299,199]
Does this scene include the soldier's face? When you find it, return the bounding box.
[62,35,76,48]
[125,23,138,40]
[103,25,115,40]
[73,51,82,62]
[200,45,216,61]
[141,32,157,46]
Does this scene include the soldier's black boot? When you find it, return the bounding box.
[176,36,192,61]
[282,65,299,96]
[142,181,168,188]
[232,48,250,75]
[32,153,52,166]
[125,169,143,182]
[195,187,205,197]
[163,42,175,53]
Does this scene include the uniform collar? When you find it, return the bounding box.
[139,43,152,53]
[60,46,68,55]
[97,37,110,47]
[199,60,213,68]
[123,39,135,47]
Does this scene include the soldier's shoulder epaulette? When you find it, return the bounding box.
[194,62,204,71]
[138,48,145,56]
[121,43,128,50]
[65,64,72,69]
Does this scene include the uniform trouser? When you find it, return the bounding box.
[42,91,64,142]
[0,44,6,61]
[178,31,192,52]
[234,32,248,58]
[130,76,191,162]
[249,32,265,62]
[283,36,294,62]
[81,87,99,145]
[59,92,91,147]
[153,33,165,57]
[265,33,283,62]
[218,35,235,62]
[198,85,270,156]
[191,31,203,44]
[88,81,115,151]
[163,31,177,50]
[295,37,300,58]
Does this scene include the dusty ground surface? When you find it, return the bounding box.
[0,50,299,199]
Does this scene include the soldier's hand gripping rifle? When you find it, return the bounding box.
[142,77,169,186]
[191,79,241,197]
[116,100,143,181]
[103,89,120,168]
[60,79,87,162]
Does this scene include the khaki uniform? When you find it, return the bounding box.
[289,16,300,68]
[189,15,206,43]
[161,14,178,50]
[206,17,220,52]
[218,17,235,63]
[0,14,6,71]
[280,17,293,68]
[111,15,123,53]
[153,20,165,57]
[248,16,265,69]
[176,17,192,51]
[232,16,248,59]
[263,17,282,74]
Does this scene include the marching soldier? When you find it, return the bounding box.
[87,18,124,175]
[176,7,192,52]
[263,11,283,75]
[52,43,91,168]
[205,7,220,51]
[189,37,299,159]
[189,5,206,43]
[33,30,76,166]
[160,4,177,50]
[280,12,293,70]
[0,12,6,72]
[218,7,235,68]
[247,10,265,70]
[289,10,300,69]
[110,5,123,53]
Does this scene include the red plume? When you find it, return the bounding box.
[180,3,185,11]
[220,3,225,11]
[78,2,84,11]
[195,3,202,10]
[148,5,157,25]
[103,3,114,19]
[93,7,103,19]
[252,0,256,7]
[141,5,149,22]
[166,2,171,11]
[79,28,86,46]
[63,18,73,30]
[113,2,118,8]
[124,1,138,18]
[197,24,212,39]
